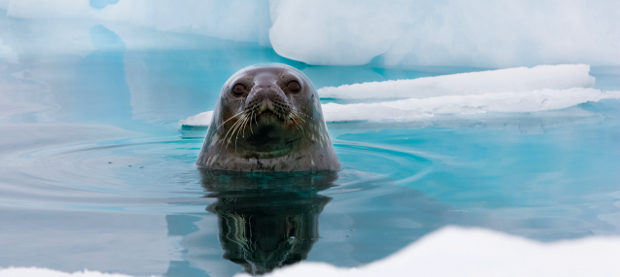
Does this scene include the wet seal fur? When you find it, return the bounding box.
[197,63,340,171]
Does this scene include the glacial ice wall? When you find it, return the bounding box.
[1,0,619,67]
[0,0,272,45]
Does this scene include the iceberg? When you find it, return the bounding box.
[2,0,619,67]
[268,0,620,67]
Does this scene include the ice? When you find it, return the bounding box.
[180,65,619,126]
[0,268,155,276]
[2,1,619,67]
[244,226,620,277]
[4,226,620,277]
[0,39,18,64]
[1,0,272,45]
[269,0,620,67]
[322,89,620,122]
[178,111,213,127]
[319,64,595,99]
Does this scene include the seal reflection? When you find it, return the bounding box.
[200,169,337,275]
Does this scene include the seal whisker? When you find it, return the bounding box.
[288,115,302,133]
[290,110,309,129]
[293,112,311,135]
[216,110,247,133]
[234,115,252,151]
[248,109,255,135]
[223,114,247,145]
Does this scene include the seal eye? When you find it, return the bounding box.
[287,81,301,93]
[231,84,246,96]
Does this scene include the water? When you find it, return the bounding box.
[1,17,620,277]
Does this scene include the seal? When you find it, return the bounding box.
[196,63,340,171]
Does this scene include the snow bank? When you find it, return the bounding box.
[2,0,619,67]
[318,64,595,99]
[180,64,619,125]
[242,226,620,277]
[0,268,155,277]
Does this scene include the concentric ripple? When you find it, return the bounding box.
[0,134,437,213]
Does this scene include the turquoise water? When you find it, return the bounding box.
[1,20,620,276]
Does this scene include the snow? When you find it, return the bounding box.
[180,64,619,125]
[240,226,620,277]
[2,0,619,67]
[4,226,620,277]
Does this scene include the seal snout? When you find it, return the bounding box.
[246,85,291,121]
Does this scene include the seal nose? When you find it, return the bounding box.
[258,98,275,113]
[246,80,290,117]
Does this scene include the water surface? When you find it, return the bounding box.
[1,16,620,276]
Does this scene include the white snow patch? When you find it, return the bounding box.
[240,226,620,277]
[318,64,595,99]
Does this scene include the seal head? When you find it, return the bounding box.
[197,63,340,171]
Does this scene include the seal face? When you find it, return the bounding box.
[197,63,340,171]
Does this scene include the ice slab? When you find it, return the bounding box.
[244,226,620,277]
[318,64,595,99]
[321,88,620,122]
[180,65,618,126]
[178,111,213,127]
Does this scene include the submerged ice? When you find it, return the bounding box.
[180,64,620,126]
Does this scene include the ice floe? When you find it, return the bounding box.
[5,226,619,277]
[318,64,595,99]
[321,88,620,122]
[241,226,620,277]
[179,64,619,126]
